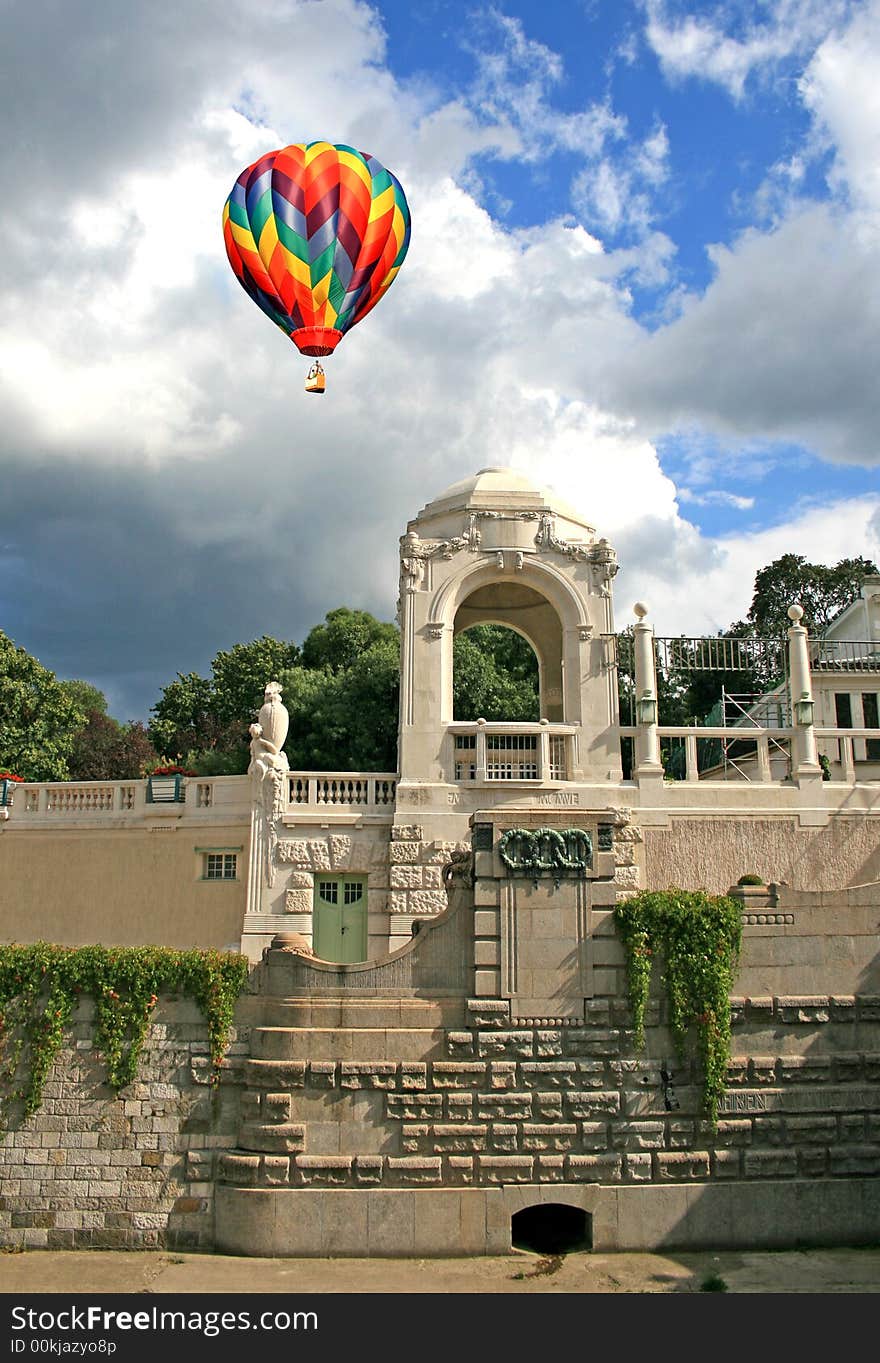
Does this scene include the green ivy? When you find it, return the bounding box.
[0,944,250,1121]
[614,890,742,1125]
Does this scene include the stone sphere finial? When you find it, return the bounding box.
[787,603,804,623]
[633,601,649,620]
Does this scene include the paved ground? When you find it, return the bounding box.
[1,1246,879,1294]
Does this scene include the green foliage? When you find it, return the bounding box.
[700,1274,729,1292]
[58,680,108,716]
[209,637,300,726]
[747,553,878,637]
[148,636,300,772]
[0,632,85,781]
[453,625,540,721]
[300,608,397,674]
[279,634,400,771]
[736,874,764,886]
[0,944,250,1121]
[614,890,742,1124]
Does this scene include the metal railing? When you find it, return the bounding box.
[810,639,880,672]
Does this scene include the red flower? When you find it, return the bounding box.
[151,765,196,777]
[0,772,24,782]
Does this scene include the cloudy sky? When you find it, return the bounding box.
[2,0,878,722]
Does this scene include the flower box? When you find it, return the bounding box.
[0,774,23,807]
[147,774,185,803]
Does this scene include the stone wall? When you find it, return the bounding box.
[643,815,880,895]
[0,998,251,1251]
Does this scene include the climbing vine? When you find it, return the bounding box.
[0,944,250,1121]
[614,890,742,1124]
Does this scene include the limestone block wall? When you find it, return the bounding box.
[387,824,471,948]
[643,815,880,895]
[214,994,880,1253]
[263,827,391,957]
[0,998,251,1252]
[2,990,879,1252]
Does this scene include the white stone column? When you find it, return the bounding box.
[245,802,264,915]
[475,719,488,782]
[633,603,662,778]
[787,603,821,780]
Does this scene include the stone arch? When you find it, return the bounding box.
[427,557,592,723]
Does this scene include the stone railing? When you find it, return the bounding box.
[447,721,576,783]
[10,777,218,817]
[618,724,879,784]
[285,772,397,812]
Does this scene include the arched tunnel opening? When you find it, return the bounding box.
[511,1203,592,1255]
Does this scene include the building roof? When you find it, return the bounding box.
[414,466,593,532]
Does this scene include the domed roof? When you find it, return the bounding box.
[416,466,590,529]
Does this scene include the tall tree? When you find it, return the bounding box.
[0,632,85,780]
[747,554,878,637]
[279,635,400,772]
[68,712,158,780]
[452,626,540,721]
[148,636,300,770]
[300,608,397,674]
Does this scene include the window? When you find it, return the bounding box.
[204,853,237,880]
[863,693,880,761]
[834,693,853,727]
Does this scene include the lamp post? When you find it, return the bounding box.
[633,602,662,778]
[787,604,820,778]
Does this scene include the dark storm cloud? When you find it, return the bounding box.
[0,447,400,722]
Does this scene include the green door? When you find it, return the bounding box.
[313,876,368,963]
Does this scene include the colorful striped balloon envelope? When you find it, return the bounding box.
[222,141,411,383]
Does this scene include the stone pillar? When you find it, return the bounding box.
[787,604,820,780]
[633,603,662,779]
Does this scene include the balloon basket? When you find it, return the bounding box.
[305,362,326,394]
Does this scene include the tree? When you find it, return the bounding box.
[280,635,400,772]
[148,672,219,761]
[0,631,85,780]
[68,712,158,780]
[300,608,397,674]
[452,626,540,721]
[747,554,878,637]
[148,636,300,772]
[58,680,108,715]
[210,636,301,726]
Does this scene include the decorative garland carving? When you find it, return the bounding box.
[498,827,593,886]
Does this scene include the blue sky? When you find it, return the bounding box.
[0,0,878,722]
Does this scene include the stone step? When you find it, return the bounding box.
[250,1026,445,1061]
[258,996,463,1029]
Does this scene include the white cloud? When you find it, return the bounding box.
[799,1,880,211]
[615,494,880,638]
[643,0,854,99]
[678,488,755,510]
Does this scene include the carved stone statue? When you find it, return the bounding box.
[248,681,290,778]
[249,682,290,889]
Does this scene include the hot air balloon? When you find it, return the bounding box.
[222,141,411,392]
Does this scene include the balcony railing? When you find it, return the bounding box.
[810,639,880,672]
[448,722,575,783]
[619,725,879,784]
[285,773,397,811]
[14,778,216,815]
